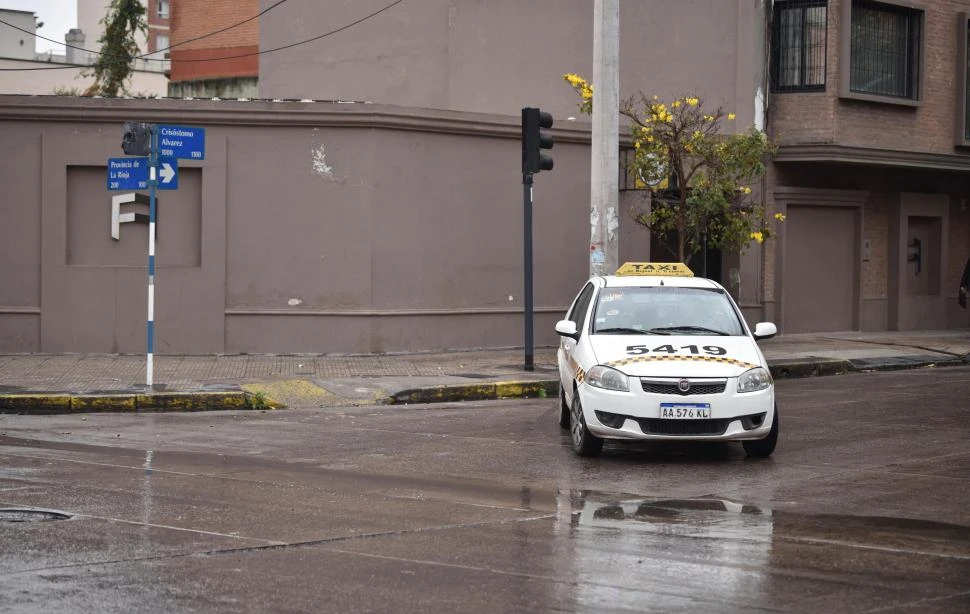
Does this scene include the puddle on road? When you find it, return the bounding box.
[565,490,970,560]
[4,434,969,562]
[0,508,72,522]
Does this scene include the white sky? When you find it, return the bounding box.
[0,0,76,54]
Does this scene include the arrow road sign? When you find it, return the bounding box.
[157,158,178,190]
[108,157,149,190]
[157,124,205,160]
[108,157,178,190]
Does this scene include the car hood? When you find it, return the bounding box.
[589,335,765,377]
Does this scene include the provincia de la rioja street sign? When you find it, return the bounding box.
[107,157,178,190]
[157,124,205,160]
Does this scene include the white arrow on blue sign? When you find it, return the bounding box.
[157,124,205,160]
[107,157,178,190]
[158,158,178,189]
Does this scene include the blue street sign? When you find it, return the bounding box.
[156,124,205,160]
[157,157,178,190]
[108,157,178,190]
[107,157,148,190]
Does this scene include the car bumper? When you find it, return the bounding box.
[577,380,774,441]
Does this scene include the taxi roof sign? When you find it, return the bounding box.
[615,262,694,277]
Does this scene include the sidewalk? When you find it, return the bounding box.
[1,330,969,413]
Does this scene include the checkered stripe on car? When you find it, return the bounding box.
[606,355,759,370]
[569,358,586,383]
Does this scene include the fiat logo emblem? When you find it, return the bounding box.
[678,378,691,392]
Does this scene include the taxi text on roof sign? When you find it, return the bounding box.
[615,262,694,277]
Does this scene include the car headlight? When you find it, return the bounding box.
[585,365,629,391]
[737,367,772,393]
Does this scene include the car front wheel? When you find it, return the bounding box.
[742,404,779,458]
[571,392,603,457]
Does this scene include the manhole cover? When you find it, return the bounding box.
[0,508,72,522]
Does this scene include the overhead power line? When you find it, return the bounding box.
[0,0,290,70]
[0,0,403,72]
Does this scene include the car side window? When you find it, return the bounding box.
[568,283,595,335]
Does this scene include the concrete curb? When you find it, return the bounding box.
[390,357,970,405]
[768,359,850,379]
[2,356,965,413]
[389,380,559,405]
[0,391,252,414]
[768,355,966,379]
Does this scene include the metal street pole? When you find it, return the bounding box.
[590,0,620,277]
[523,173,535,371]
[146,125,158,387]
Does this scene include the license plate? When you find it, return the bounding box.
[659,403,711,419]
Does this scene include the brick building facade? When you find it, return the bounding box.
[767,0,970,332]
[168,0,259,98]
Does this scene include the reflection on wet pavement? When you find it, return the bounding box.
[559,491,970,612]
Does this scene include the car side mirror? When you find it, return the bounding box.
[555,319,579,340]
[752,322,777,341]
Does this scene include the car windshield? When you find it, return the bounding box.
[592,286,745,336]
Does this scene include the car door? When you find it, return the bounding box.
[559,282,596,391]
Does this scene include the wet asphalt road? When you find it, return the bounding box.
[1,367,969,613]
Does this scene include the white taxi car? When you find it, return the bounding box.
[556,262,778,458]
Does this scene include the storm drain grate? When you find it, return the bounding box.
[0,508,72,522]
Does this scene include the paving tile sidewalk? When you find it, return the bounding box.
[1,330,969,412]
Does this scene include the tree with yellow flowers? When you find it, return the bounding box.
[564,74,779,265]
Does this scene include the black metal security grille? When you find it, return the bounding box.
[850,1,921,98]
[640,380,726,396]
[637,418,730,436]
[966,19,970,140]
[771,0,828,92]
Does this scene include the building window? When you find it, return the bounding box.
[155,33,169,58]
[960,13,970,145]
[848,0,922,100]
[157,0,169,19]
[771,0,827,92]
[965,18,970,141]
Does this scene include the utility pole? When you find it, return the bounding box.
[590,0,619,277]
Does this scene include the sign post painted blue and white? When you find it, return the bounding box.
[157,124,205,160]
[110,122,205,386]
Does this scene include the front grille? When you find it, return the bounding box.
[640,379,727,396]
[637,418,731,436]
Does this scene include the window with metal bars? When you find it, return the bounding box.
[961,13,970,143]
[849,0,922,99]
[771,0,828,92]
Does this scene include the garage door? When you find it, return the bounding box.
[783,206,856,333]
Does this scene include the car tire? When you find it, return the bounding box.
[743,404,779,458]
[571,392,603,457]
[559,385,571,430]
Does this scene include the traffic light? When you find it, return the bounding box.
[522,107,554,174]
[122,122,152,156]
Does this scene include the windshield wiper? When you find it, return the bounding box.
[595,327,663,335]
[647,326,730,336]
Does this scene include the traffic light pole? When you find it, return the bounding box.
[146,125,158,387]
[520,106,552,372]
[523,172,535,372]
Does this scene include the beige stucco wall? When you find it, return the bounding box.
[0,59,167,96]
[258,0,765,127]
[0,95,631,354]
